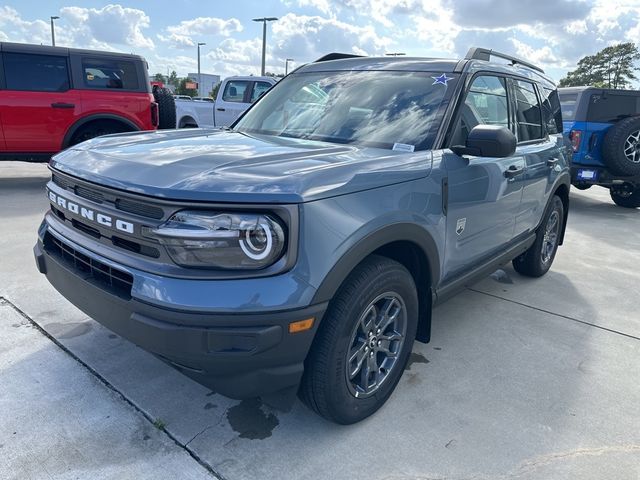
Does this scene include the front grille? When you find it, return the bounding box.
[116,198,164,219]
[75,185,104,204]
[52,174,73,190]
[44,232,133,299]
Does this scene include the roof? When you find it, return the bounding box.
[0,42,146,61]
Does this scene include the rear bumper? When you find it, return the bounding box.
[571,165,640,186]
[34,228,326,399]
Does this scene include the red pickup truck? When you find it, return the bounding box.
[0,42,164,160]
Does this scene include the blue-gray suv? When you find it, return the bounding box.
[34,48,571,424]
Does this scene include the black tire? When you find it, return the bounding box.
[573,183,592,191]
[153,87,176,129]
[299,255,418,424]
[513,195,564,278]
[69,121,128,146]
[602,116,640,176]
[610,185,640,208]
[178,116,198,128]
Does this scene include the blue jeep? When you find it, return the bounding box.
[35,48,570,424]
[559,87,640,207]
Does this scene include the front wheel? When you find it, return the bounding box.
[299,256,418,424]
[610,184,640,208]
[513,195,564,277]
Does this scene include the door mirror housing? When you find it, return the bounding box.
[451,125,517,158]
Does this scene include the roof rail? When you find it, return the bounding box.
[314,53,364,63]
[465,47,545,74]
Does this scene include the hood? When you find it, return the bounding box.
[51,129,432,203]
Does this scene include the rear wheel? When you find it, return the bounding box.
[299,256,418,424]
[610,184,640,208]
[69,121,130,146]
[513,195,564,278]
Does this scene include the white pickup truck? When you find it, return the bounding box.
[175,76,277,128]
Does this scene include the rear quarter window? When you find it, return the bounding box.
[81,58,139,90]
[587,93,640,123]
[559,93,578,121]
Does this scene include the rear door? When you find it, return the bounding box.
[215,79,251,126]
[511,80,564,236]
[442,74,526,282]
[0,51,77,152]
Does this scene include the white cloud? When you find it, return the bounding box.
[0,6,50,45]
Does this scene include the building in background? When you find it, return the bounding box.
[188,73,221,97]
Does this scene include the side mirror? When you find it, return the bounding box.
[451,125,516,158]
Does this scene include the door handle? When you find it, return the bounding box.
[504,165,524,179]
[216,107,226,112]
[547,157,559,167]
[51,102,75,109]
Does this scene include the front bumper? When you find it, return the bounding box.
[34,225,326,399]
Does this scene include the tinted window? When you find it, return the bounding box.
[559,92,578,121]
[235,70,457,151]
[587,93,640,123]
[251,81,272,102]
[513,80,543,142]
[450,75,508,146]
[82,58,139,90]
[3,53,69,92]
[540,87,563,134]
[222,81,250,103]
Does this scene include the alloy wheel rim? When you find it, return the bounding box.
[541,210,560,264]
[623,130,640,164]
[345,292,407,398]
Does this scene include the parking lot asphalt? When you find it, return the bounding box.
[1,161,639,480]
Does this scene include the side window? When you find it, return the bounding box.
[222,81,250,103]
[450,75,508,146]
[540,88,563,134]
[512,80,543,142]
[250,81,272,103]
[3,53,69,92]
[82,58,139,90]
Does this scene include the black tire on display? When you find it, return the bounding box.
[69,121,128,146]
[602,116,640,176]
[610,185,640,208]
[299,255,418,424]
[153,87,177,130]
[513,195,564,278]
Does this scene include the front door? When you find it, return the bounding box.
[0,51,78,152]
[441,74,526,283]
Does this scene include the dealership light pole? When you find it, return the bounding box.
[197,42,206,96]
[50,16,60,47]
[285,58,294,75]
[252,17,278,76]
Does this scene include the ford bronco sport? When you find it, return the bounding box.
[559,86,640,207]
[34,48,570,424]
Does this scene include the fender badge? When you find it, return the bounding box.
[456,218,466,236]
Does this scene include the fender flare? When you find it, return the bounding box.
[62,114,140,148]
[548,172,571,245]
[311,223,441,305]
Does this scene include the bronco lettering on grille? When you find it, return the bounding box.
[48,190,135,234]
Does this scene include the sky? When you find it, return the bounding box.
[1,0,640,84]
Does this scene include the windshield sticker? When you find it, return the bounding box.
[431,74,453,86]
[392,143,415,153]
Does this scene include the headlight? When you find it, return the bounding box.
[151,211,286,269]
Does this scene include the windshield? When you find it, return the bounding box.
[234,70,457,151]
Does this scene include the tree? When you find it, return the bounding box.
[559,43,640,89]
[152,73,165,83]
[209,81,221,99]
[174,78,198,96]
[168,70,179,89]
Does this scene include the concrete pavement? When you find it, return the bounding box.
[1,161,638,480]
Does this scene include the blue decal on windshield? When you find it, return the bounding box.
[431,74,453,86]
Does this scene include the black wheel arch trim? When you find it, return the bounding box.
[62,114,141,148]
